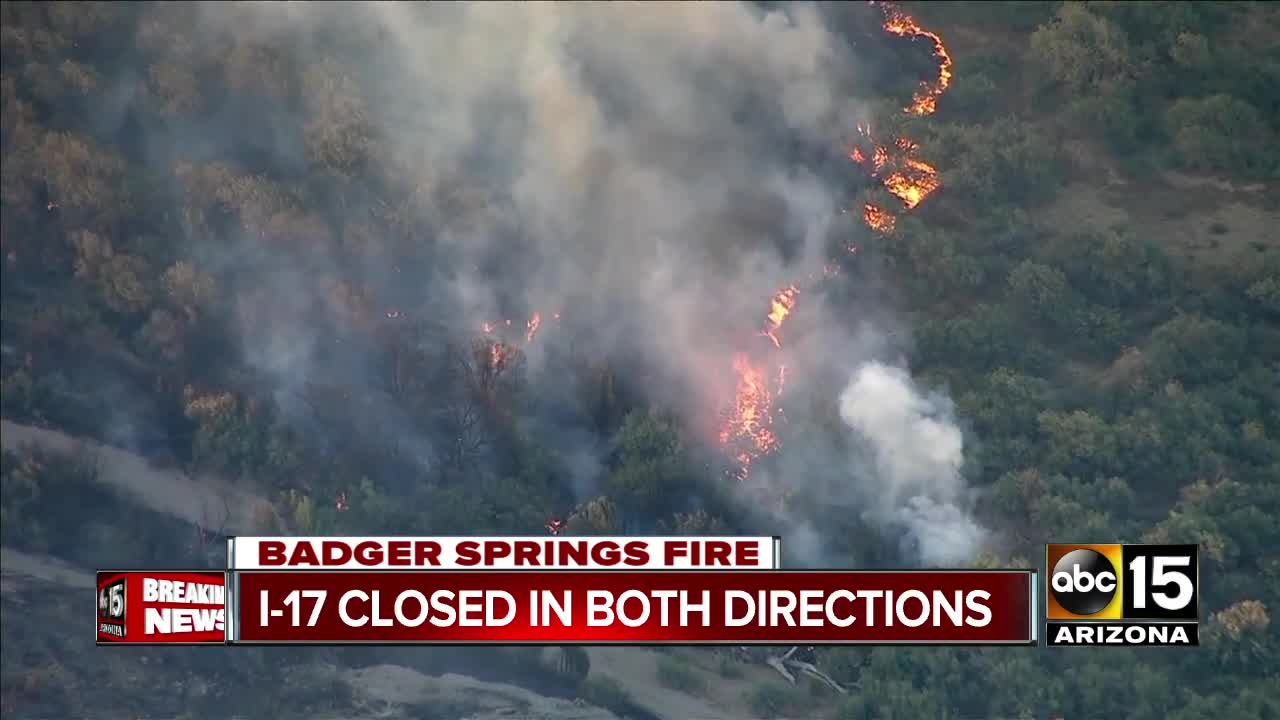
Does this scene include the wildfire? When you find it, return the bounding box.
[863,204,897,233]
[719,351,782,481]
[762,285,799,349]
[879,3,952,116]
[481,311,554,370]
[848,3,949,233]
[717,2,952,480]
[718,283,810,480]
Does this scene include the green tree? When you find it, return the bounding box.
[1146,314,1248,386]
[1007,260,1070,319]
[1051,226,1172,309]
[161,260,218,320]
[657,508,730,536]
[565,496,620,536]
[957,368,1053,475]
[36,131,129,227]
[928,117,1062,208]
[1165,94,1275,177]
[1030,4,1135,94]
[135,309,185,362]
[1037,409,1121,479]
[147,63,201,116]
[604,410,692,518]
[182,386,267,478]
[302,59,375,176]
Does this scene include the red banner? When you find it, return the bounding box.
[231,570,1034,645]
[97,570,226,645]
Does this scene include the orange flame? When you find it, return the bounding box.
[884,160,940,209]
[718,229,866,479]
[719,352,782,481]
[862,204,897,233]
[481,311,551,371]
[717,2,952,481]
[880,3,952,116]
[847,3,949,233]
[762,285,799,349]
[719,282,809,480]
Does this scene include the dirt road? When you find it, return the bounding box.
[1,419,273,533]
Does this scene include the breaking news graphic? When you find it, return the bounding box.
[96,571,227,645]
[1046,544,1200,647]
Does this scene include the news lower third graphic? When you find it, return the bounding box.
[1045,544,1199,646]
[97,537,1041,646]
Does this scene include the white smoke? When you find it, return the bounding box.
[839,362,986,566]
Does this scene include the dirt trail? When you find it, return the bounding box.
[0,419,750,720]
[1,545,95,593]
[1,419,275,533]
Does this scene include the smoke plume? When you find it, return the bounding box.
[838,362,986,565]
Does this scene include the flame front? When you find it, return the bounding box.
[718,2,952,480]
[481,311,555,371]
[850,126,940,229]
[849,3,949,233]
[719,351,782,481]
[880,3,952,116]
[862,204,898,233]
[718,283,806,480]
[763,285,799,349]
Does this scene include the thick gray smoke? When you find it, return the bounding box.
[839,362,986,566]
[184,1,862,405]
[154,2,984,566]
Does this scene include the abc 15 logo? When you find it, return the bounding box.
[98,575,127,623]
[1046,544,1199,621]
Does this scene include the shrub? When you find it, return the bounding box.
[656,656,706,695]
[745,683,809,718]
[579,676,633,716]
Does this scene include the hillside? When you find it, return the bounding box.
[3,1,1279,719]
